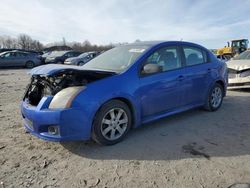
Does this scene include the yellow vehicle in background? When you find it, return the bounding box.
[216,39,249,59]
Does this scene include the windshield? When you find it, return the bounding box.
[42,51,52,57]
[82,45,150,72]
[78,52,89,58]
[233,51,250,60]
[49,51,67,58]
[0,52,7,57]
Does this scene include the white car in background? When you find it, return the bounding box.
[227,50,250,89]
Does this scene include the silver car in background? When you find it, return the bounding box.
[0,50,41,68]
[227,50,250,89]
[44,51,81,64]
[64,51,100,66]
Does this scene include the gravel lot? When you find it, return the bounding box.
[0,69,250,188]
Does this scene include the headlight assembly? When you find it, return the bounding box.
[49,86,85,109]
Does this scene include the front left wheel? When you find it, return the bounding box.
[92,100,132,145]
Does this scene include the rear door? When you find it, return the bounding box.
[180,46,213,106]
[15,52,28,66]
[10,52,21,66]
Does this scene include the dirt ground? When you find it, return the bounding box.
[0,69,250,188]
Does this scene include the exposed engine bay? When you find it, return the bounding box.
[23,69,115,106]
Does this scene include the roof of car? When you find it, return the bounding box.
[12,50,28,53]
[129,41,165,46]
[127,40,204,47]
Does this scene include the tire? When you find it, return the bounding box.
[92,100,132,145]
[204,83,224,111]
[57,61,63,64]
[25,61,35,69]
[78,61,84,66]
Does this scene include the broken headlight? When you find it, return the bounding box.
[49,86,84,109]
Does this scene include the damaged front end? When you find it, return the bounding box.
[228,68,250,89]
[21,65,116,141]
[23,68,115,107]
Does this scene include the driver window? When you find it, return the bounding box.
[4,52,15,58]
[3,53,10,58]
[144,46,181,72]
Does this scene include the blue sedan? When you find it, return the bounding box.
[21,41,228,145]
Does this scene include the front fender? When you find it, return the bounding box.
[72,72,141,129]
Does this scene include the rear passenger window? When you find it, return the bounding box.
[183,47,207,66]
[16,52,27,57]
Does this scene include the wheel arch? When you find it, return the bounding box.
[113,97,135,126]
[26,60,34,64]
[215,79,226,96]
[204,78,226,106]
[93,97,137,129]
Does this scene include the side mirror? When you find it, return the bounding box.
[142,63,161,74]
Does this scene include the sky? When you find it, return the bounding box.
[0,0,249,48]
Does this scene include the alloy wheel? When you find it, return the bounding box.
[211,86,222,108]
[26,61,34,68]
[101,108,128,141]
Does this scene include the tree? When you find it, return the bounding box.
[0,33,114,52]
[68,40,113,52]
[0,36,18,48]
[30,40,43,51]
[16,34,44,50]
[17,34,33,49]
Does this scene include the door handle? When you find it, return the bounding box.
[177,75,185,81]
[207,68,212,73]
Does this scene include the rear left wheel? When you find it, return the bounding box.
[92,100,132,145]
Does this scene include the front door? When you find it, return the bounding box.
[138,46,186,119]
[0,52,16,67]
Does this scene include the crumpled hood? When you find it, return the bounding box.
[30,64,85,75]
[227,60,250,71]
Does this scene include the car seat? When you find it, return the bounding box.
[158,52,178,71]
[187,53,201,66]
